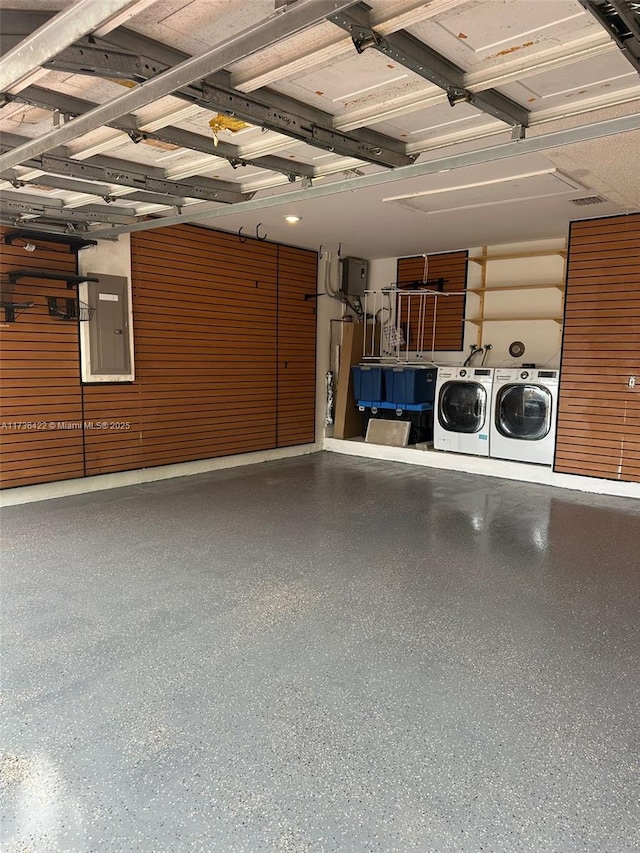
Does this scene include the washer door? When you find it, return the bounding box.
[438,381,488,433]
[496,384,552,440]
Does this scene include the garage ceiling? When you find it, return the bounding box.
[0,0,639,257]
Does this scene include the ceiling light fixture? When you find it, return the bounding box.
[283,214,302,223]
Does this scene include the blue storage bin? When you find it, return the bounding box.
[386,366,437,405]
[352,365,385,401]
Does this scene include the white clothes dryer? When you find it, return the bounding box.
[490,368,559,465]
[434,367,494,456]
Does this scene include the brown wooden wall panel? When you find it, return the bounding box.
[1,223,317,488]
[81,224,280,476]
[555,213,640,482]
[396,251,467,351]
[276,244,317,446]
[0,229,85,488]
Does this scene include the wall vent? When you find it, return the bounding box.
[570,195,607,206]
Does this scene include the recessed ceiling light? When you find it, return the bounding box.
[283,214,301,223]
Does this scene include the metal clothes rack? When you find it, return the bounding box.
[361,285,466,363]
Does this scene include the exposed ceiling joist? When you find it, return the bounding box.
[0,218,96,237]
[29,29,413,169]
[88,112,640,239]
[4,85,315,181]
[5,172,110,198]
[0,0,359,173]
[0,0,144,94]
[197,73,412,166]
[329,2,529,128]
[330,32,617,132]
[2,171,186,208]
[99,188,185,207]
[0,131,251,205]
[0,189,138,225]
[577,0,640,73]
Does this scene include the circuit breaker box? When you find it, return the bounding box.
[341,257,368,297]
[87,274,131,374]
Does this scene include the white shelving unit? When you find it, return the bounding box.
[465,248,566,343]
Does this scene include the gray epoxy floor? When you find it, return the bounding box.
[1,454,639,853]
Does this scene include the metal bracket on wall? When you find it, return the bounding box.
[0,299,35,323]
[2,229,97,252]
[8,269,100,290]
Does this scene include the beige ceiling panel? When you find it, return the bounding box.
[238,132,310,160]
[0,104,53,138]
[229,0,472,92]
[500,52,639,106]
[383,170,585,214]
[273,49,413,110]
[406,122,507,155]
[333,87,446,131]
[373,100,492,142]
[409,0,595,69]
[132,95,202,126]
[129,0,275,56]
[66,128,133,159]
[231,21,352,93]
[50,71,129,104]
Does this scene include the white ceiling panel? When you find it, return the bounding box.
[47,70,127,103]
[128,0,276,56]
[410,0,596,67]
[383,169,587,214]
[375,99,493,141]
[505,51,639,106]
[271,49,416,114]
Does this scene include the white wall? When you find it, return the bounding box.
[351,238,565,370]
[77,234,131,280]
[315,251,344,439]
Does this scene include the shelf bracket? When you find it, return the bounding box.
[0,300,35,323]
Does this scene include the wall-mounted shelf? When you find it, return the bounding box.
[8,270,100,289]
[466,315,563,326]
[467,283,564,294]
[2,230,97,252]
[465,245,567,346]
[469,249,566,265]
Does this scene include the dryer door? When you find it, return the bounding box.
[496,384,552,440]
[438,381,488,433]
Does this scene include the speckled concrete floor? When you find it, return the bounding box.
[1,453,639,853]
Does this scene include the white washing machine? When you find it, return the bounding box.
[434,367,494,456]
[490,368,560,465]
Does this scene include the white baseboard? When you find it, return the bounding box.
[324,437,640,500]
[0,443,320,506]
